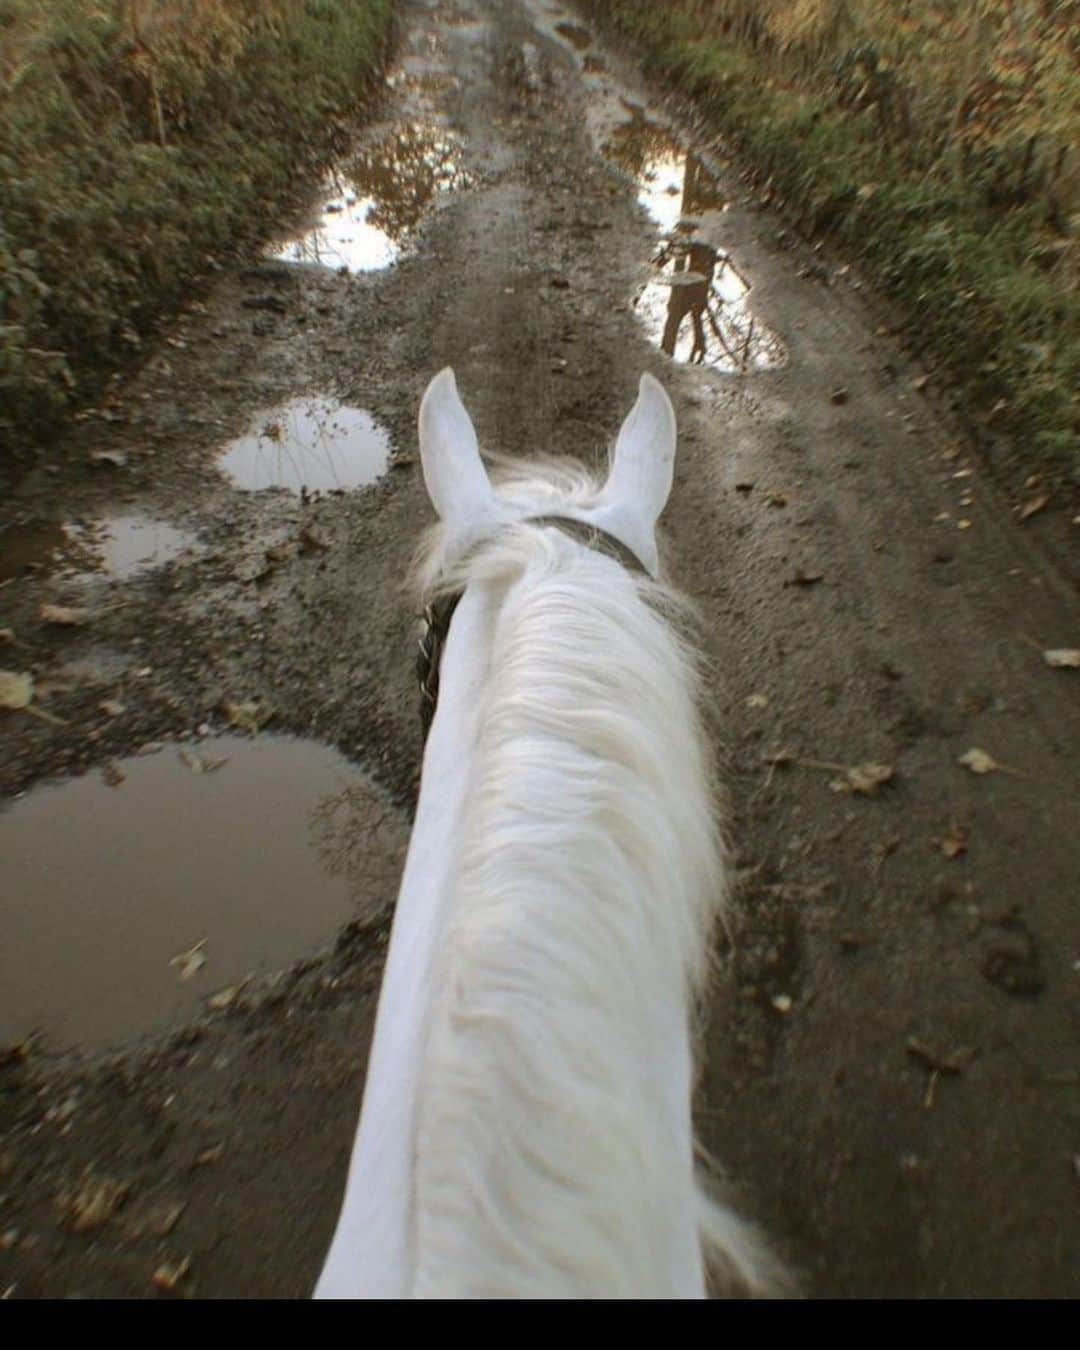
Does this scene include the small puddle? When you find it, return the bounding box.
[0,736,408,1048]
[218,397,391,494]
[269,121,471,273]
[604,116,785,372]
[0,515,195,583]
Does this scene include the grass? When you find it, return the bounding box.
[0,0,394,471]
[579,0,1080,486]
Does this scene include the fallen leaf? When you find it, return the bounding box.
[170,941,207,982]
[178,749,229,775]
[912,374,930,391]
[39,604,91,627]
[193,1144,225,1167]
[61,1173,129,1233]
[0,1039,32,1070]
[764,747,795,767]
[151,1255,191,1292]
[207,986,238,1011]
[297,526,328,554]
[0,670,33,710]
[770,994,793,1014]
[225,700,273,733]
[99,699,127,717]
[89,450,127,469]
[766,492,788,508]
[830,388,848,404]
[101,761,126,788]
[833,762,894,795]
[746,693,770,710]
[1018,494,1049,521]
[787,569,824,587]
[136,740,165,756]
[957,518,972,530]
[959,747,998,775]
[905,1037,977,1075]
[1043,649,1080,670]
[871,834,901,874]
[153,1203,186,1237]
[0,628,13,643]
[937,822,968,858]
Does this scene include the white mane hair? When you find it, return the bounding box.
[315,371,787,1300]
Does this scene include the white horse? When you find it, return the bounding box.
[315,369,783,1299]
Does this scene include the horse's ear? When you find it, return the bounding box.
[599,373,677,534]
[418,368,495,527]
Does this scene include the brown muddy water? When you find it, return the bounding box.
[269,121,472,273]
[218,397,392,494]
[601,114,785,372]
[0,736,408,1048]
[0,515,196,585]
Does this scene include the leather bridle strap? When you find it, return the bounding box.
[416,516,648,743]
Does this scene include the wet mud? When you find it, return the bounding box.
[1,0,1078,1301]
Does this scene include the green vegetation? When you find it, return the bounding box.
[0,0,393,468]
[582,0,1079,480]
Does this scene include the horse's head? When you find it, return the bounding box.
[417,367,677,579]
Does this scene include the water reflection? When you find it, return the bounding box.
[218,397,390,494]
[0,736,407,1047]
[604,115,784,372]
[309,782,407,927]
[270,121,472,273]
[0,515,194,583]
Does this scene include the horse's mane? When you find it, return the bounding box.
[403,460,786,1297]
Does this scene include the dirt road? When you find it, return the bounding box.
[1,0,1078,1299]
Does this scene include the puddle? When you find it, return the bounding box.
[269,121,471,273]
[218,397,391,494]
[0,515,195,583]
[604,116,785,372]
[0,736,408,1047]
[555,21,593,51]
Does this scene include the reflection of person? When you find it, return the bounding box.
[606,115,774,371]
[659,240,717,365]
[656,150,750,369]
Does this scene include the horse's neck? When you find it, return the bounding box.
[314,583,497,1300]
[317,548,715,1298]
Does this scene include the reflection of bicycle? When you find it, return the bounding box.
[654,237,760,370]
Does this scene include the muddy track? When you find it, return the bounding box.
[1,0,1078,1299]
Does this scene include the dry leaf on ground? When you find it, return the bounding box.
[60,1173,129,1233]
[959,747,998,774]
[0,670,33,710]
[169,940,207,982]
[937,823,969,858]
[39,604,91,627]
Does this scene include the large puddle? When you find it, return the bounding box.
[603,115,785,372]
[269,120,472,272]
[0,736,408,1048]
[218,397,391,494]
[0,514,196,584]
